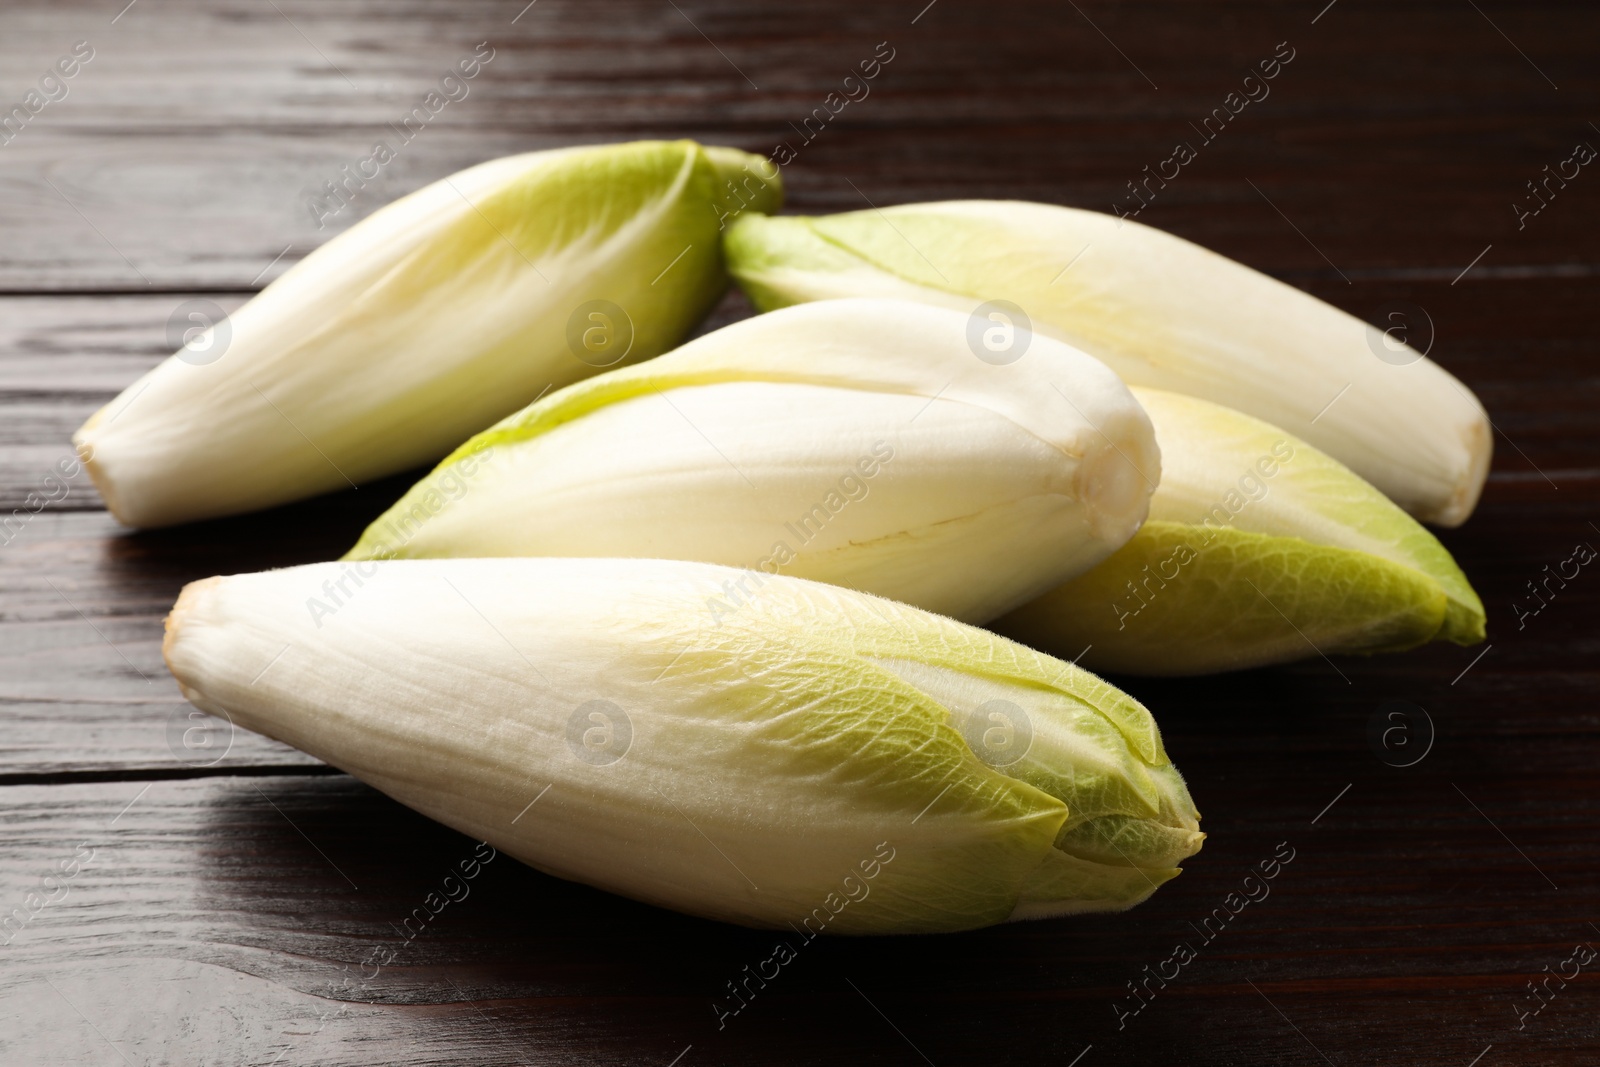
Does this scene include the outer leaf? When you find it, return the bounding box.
[343,298,1161,625]
[163,557,1201,933]
[994,389,1486,676]
[725,202,1491,527]
[76,140,780,528]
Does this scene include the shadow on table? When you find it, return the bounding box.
[187,772,1220,1063]
[95,467,421,587]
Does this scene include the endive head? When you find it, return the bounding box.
[343,297,1160,625]
[725,202,1491,528]
[163,557,1201,933]
[995,388,1486,676]
[74,140,780,529]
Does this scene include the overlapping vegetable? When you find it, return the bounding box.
[102,144,1502,933]
[164,557,1203,932]
[994,388,1485,675]
[724,200,1491,527]
[343,298,1159,624]
[77,140,779,527]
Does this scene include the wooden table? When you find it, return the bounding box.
[2,2,1595,1064]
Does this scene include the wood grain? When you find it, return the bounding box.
[0,766,1594,1066]
[1,0,1597,1064]
[0,1,1595,288]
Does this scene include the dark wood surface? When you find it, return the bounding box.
[2,1,1597,1064]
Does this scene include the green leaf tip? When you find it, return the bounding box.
[996,389,1486,675]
